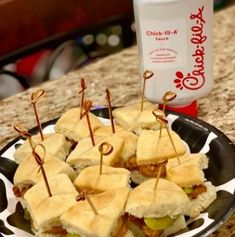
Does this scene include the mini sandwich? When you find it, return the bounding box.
[13,133,72,164]
[166,153,217,218]
[74,165,131,193]
[113,101,160,135]
[23,173,78,236]
[125,178,190,237]
[60,187,130,237]
[95,127,138,164]
[126,128,187,184]
[66,135,124,173]
[13,152,76,199]
[55,107,104,143]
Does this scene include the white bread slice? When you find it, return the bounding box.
[94,125,124,137]
[24,174,78,233]
[187,182,217,218]
[66,136,102,169]
[14,133,71,164]
[166,153,209,187]
[136,130,187,165]
[95,127,138,163]
[125,178,190,219]
[54,107,104,142]
[74,165,131,192]
[66,135,124,172]
[114,131,138,162]
[60,187,130,237]
[113,101,160,135]
[14,153,76,189]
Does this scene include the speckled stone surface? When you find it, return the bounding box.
[0,4,235,237]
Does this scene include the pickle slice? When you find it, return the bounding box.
[66,233,81,237]
[144,216,177,230]
[182,187,193,194]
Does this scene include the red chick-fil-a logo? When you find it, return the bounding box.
[174,6,207,90]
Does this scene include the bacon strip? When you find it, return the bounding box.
[124,156,166,177]
[44,226,67,235]
[188,184,207,199]
[12,185,32,197]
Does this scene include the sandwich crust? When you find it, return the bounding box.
[14,153,76,189]
[136,130,187,165]
[94,127,138,162]
[66,135,124,172]
[74,165,131,193]
[94,125,124,137]
[60,187,130,237]
[14,133,72,164]
[55,107,104,142]
[113,101,160,134]
[113,131,138,162]
[126,178,190,219]
[66,136,102,169]
[166,153,209,187]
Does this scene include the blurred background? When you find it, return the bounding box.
[0,0,233,99]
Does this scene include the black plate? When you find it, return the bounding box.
[0,108,235,237]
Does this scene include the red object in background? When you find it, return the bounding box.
[160,100,198,117]
[16,50,50,80]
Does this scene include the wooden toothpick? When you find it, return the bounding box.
[79,78,87,119]
[14,124,34,151]
[32,144,52,197]
[155,115,181,165]
[154,159,168,191]
[98,142,113,175]
[30,89,45,141]
[105,89,115,134]
[152,109,165,139]
[140,70,154,112]
[162,91,177,115]
[82,100,95,146]
[76,190,98,215]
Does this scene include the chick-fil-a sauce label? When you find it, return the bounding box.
[174,6,207,90]
[140,18,187,69]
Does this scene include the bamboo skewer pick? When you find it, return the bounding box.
[162,91,177,115]
[32,144,52,197]
[155,115,181,165]
[14,124,34,151]
[79,78,87,119]
[141,70,154,112]
[98,142,113,175]
[152,109,165,139]
[30,89,45,141]
[82,100,95,146]
[85,192,99,215]
[76,190,98,215]
[105,89,115,134]
[154,159,168,191]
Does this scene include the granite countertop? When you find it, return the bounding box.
[0,4,235,237]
